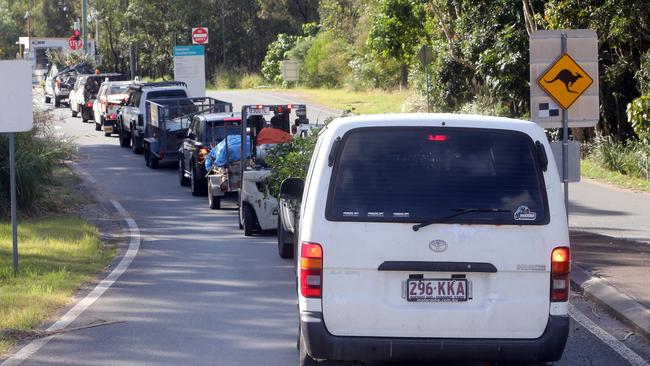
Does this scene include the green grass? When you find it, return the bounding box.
[582,158,650,193]
[0,208,113,353]
[274,88,409,115]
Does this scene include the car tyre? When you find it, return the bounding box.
[243,204,256,237]
[72,109,78,118]
[119,129,131,148]
[95,121,101,131]
[54,96,61,107]
[44,96,51,104]
[278,216,294,259]
[131,132,142,154]
[190,163,206,196]
[179,160,190,186]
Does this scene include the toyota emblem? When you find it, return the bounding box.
[428,240,448,252]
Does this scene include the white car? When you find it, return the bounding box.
[93,81,131,136]
[291,114,570,365]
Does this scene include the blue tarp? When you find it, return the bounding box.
[205,135,251,169]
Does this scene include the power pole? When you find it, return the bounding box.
[82,0,88,54]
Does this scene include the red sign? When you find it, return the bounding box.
[192,27,209,45]
[69,35,82,51]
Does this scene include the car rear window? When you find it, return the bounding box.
[204,120,241,144]
[147,89,187,100]
[108,85,129,95]
[326,127,548,225]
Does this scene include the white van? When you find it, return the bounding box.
[292,114,570,365]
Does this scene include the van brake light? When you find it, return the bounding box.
[550,246,570,302]
[300,242,323,298]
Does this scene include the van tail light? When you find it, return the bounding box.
[197,147,210,163]
[300,242,323,298]
[550,247,570,302]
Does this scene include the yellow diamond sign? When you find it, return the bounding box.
[537,53,593,110]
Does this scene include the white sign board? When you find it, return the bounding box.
[282,60,300,82]
[192,27,209,45]
[530,30,599,128]
[173,46,205,98]
[0,61,34,132]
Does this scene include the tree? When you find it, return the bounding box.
[368,0,426,88]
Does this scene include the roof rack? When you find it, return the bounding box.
[129,81,188,90]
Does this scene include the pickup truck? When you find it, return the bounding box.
[70,73,125,122]
[44,63,93,107]
[117,81,188,154]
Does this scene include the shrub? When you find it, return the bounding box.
[0,109,73,216]
[302,32,351,88]
[627,95,650,143]
[261,33,298,84]
[590,135,650,179]
[210,67,244,89]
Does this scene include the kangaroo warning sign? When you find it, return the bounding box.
[530,30,599,128]
[538,53,593,110]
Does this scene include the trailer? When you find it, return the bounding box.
[144,97,232,168]
[237,104,310,237]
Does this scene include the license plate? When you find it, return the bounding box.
[406,278,469,302]
[104,126,113,133]
[248,107,266,116]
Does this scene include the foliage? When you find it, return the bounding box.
[261,33,298,84]
[590,136,650,179]
[302,32,351,88]
[0,110,73,216]
[264,130,321,198]
[0,2,19,59]
[582,158,650,193]
[46,49,95,69]
[627,96,650,142]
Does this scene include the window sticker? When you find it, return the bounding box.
[392,212,410,218]
[342,211,359,217]
[367,212,385,218]
[514,205,537,221]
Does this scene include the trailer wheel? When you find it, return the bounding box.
[243,204,256,237]
[277,216,294,259]
[208,183,221,209]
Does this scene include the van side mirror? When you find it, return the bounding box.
[280,177,304,201]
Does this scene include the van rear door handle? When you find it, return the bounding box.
[378,261,497,273]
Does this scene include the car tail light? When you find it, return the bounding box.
[86,101,94,107]
[300,242,323,298]
[198,147,210,163]
[550,247,570,302]
[108,114,118,120]
[428,134,448,141]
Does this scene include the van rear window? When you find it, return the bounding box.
[326,127,548,225]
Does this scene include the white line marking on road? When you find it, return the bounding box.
[0,200,140,366]
[569,304,649,366]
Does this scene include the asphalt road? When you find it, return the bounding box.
[3,90,648,366]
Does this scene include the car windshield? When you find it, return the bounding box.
[326,127,548,225]
[204,120,241,145]
[108,85,129,95]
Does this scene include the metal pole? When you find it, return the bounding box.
[425,60,430,113]
[82,0,88,54]
[561,33,569,218]
[9,133,18,274]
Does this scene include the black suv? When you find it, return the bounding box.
[179,113,241,196]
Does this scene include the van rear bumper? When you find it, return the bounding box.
[300,311,569,363]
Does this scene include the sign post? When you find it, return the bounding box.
[418,45,433,113]
[0,61,34,275]
[530,30,599,217]
[173,45,206,98]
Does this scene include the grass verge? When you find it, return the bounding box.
[274,88,409,115]
[0,166,115,354]
[582,158,650,193]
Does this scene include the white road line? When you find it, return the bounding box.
[0,200,140,366]
[569,304,649,366]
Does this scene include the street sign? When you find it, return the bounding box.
[173,45,205,97]
[530,30,599,128]
[192,27,209,45]
[282,60,300,82]
[0,61,34,132]
[537,53,593,110]
[69,35,82,51]
[417,45,433,66]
